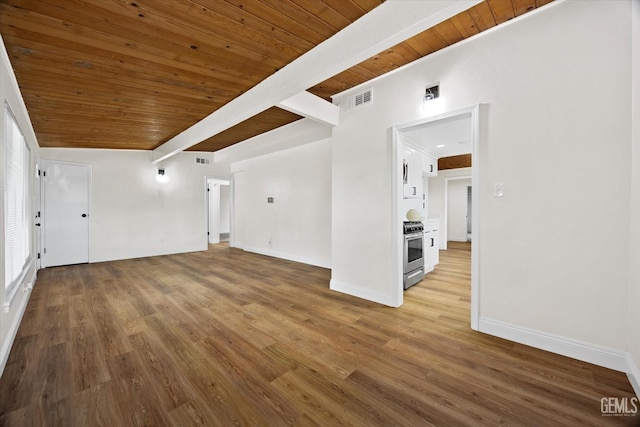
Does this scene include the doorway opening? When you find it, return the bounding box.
[392,104,480,330]
[206,178,231,245]
[443,176,472,248]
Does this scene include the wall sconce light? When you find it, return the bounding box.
[424,84,439,101]
[156,168,168,183]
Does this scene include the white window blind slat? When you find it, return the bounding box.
[4,105,30,295]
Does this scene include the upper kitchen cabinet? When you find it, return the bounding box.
[422,153,437,177]
[403,149,422,199]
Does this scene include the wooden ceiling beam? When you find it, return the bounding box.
[151,0,483,163]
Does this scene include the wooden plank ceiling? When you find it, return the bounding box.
[0,0,553,152]
[439,153,472,171]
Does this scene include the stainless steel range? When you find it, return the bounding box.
[403,221,424,289]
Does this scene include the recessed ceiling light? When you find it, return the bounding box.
[436,144,445,148]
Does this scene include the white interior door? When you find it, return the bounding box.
[42,161,90,267]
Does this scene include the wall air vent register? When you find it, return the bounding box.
[345,88,373,110]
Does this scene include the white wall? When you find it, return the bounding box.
[0,35,40,375]
[232,139,331,268]
[628,0,640,397]
[332,0,632,365]
[39,149,228,262]
[330,98,399,304]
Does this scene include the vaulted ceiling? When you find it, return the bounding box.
[0,0,552,153]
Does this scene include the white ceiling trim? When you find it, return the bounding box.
[151,0,483,163]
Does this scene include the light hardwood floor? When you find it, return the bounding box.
[0,242,636,426]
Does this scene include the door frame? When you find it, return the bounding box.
[204,177,231,245]
[34,159,41,270]
[40,160,92,268]
[467,184,472,239]
[391,104,480,330]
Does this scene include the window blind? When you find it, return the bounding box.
[4,105,30,295]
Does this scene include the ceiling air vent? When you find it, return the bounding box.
[347,88,373,110]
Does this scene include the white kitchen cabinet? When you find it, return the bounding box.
[422,153,437,177]
[423,219,440,274]
[403,150,422,199]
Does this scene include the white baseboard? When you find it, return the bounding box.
[627,354,640,398]
[329,279,398,307]
[479,317,628,372]
[0,277,33,378]
[89,244,208,264]
[448,235,468,242]
[242,245,331,269]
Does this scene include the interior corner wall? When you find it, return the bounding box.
[0,34,40,375]
[628,0,640,397]
[38,148,228,263]
[331,0,631,356]
[231,139,332,268]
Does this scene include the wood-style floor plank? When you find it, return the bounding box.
[0,242,637,426]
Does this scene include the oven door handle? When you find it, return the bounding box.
[404,233,423,240]
[407,269,423,279]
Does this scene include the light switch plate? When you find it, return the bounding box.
[494,183,504,197]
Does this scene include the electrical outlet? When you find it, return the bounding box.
[268,239,272,247]
[494,183,505,197]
